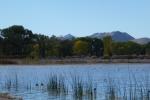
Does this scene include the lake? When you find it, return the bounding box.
[0,63,150,100]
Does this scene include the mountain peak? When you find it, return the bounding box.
[132,38,150,45]
[90,31,134,42]
[110,31,134,42]
[62,34,75,40]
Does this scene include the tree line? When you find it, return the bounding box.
[0,25,150,59]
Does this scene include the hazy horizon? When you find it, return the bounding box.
[0,0,150,38]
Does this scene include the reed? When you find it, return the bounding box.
[71,75,97,100]
[71,76,84,99]
[2,72,150,100]
[5,73,19,90]
[85,78,97,100]
[47,74,68,95]
[5,78,12,90]
[105,76,150,100]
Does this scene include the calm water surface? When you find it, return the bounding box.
[0,63,149,100]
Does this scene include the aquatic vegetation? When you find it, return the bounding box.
[5,78,12,90]
[4,73,19,90]
[71,75,97,100]
[105,78,117,100]
[1,70,150,100]
[2,73,150,100]
[104,76,150,100]
[71,76,84,99]
[85,78,97,100]
[47,74,68,95]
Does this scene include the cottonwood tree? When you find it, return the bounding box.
[103,36,112,58]
[73,40,88,56]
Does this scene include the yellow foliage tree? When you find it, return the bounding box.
[73,40,88,56]
[30,44,40,59]
[103,36,112,58]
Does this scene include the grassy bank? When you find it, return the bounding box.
[0,58,150,65]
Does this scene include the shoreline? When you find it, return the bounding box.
[0,93,22,100]
[0,58,150,65]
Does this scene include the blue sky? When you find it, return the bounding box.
[0,0,150,38]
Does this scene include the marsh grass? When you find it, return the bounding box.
[5,78,12,90]
[105,78,118,100]
[105,75,150,100]
[47,74,68,96]
[71,75,97,100]
[14,73,18,91]
[26,80,32,91]
[2,72,150,100]
[5,73,19,91]
[85,78,97,100]
[71,76,84,99]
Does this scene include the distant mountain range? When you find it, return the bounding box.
[90,31,135,42]
[63,34,75,40]
[131,38,150,45]
[61,31,150,44]
[1,29,150,44]
[57,34,75,40]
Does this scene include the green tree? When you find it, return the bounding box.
[103,36,112,58]
[112,41,144,55]
[91,38,104,57]
[124,41,143,55]
[145,42,150,55]
[59,40,73,57]
[1,25,34,57]
[73,40,88,56]
[0,35,3,56]
[75,37,104,57]
[47,35,61,57]
[112,42,127,55]
[33,34,51,58]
